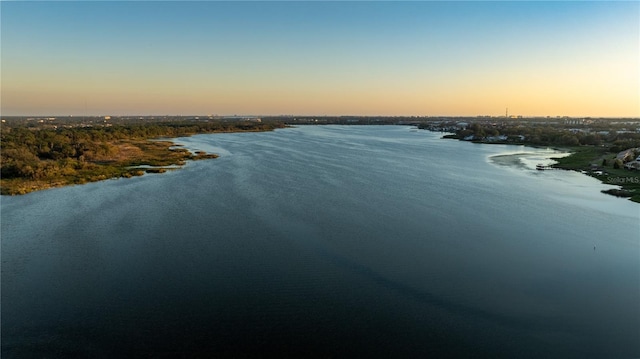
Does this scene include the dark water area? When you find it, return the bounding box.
[2,126,639,358]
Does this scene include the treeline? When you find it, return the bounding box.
[427,122,640,152]
[0,121,284,193]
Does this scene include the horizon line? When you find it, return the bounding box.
[3,114,640,120]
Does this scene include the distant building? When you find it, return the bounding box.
[624,160,640,170]
[564,118,586,125]
[616,148,639,162]
[485,135,508,142]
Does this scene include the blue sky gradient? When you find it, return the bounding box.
[2,1,638,116]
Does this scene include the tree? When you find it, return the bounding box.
[613,159,622,169]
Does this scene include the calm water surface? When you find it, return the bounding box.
[2,126,638,357]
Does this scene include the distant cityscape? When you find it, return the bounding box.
[3,114,639,129]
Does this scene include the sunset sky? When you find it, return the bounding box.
[2,1,638,117]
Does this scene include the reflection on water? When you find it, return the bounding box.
[2,126,638,358]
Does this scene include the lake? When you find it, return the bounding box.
[2,125,638,358]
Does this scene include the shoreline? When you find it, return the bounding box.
[3,124,638,202]
[549,146,640,203]
[0,122,284,196]
[447,136,640,203]
[488,149,571,171]
[0,139,219,196]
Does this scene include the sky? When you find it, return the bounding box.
[1,1,638,117]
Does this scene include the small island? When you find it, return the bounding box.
[0,117,285,195]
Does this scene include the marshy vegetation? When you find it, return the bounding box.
[1,120,285,195]
[550,147,640,203]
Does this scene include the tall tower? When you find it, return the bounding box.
[505,107,508,118]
